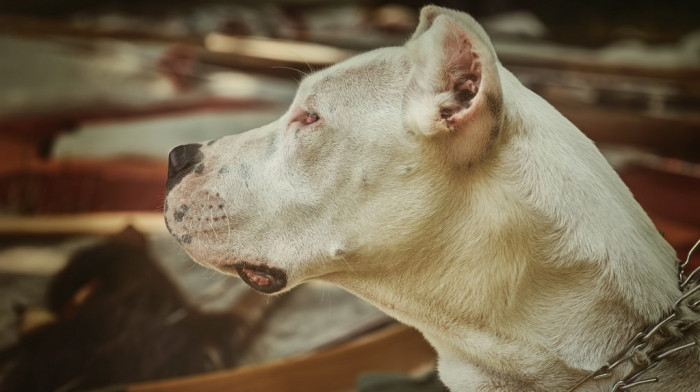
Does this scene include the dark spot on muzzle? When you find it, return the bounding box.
[234,262,287,294]
[174,204,189,222]
[166,143,203,193]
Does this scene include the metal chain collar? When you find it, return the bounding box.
[567,239,700,392]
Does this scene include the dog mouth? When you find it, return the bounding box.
[233,262,287,294]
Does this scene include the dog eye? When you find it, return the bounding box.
[303,112,319,126]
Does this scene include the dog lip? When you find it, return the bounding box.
[233,262,287,294]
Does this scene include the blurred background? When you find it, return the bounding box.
[0,0,698,391]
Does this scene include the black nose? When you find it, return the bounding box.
[166,143,202,192]
[168,143,202,178]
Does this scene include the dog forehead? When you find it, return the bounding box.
[303,47,409,98]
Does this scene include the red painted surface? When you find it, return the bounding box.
[620,166,700,268]
[0,159,168,214]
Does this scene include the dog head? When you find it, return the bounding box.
[164,6,506,294]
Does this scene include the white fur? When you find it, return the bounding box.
[165,6,697,391]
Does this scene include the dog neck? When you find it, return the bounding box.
[326,69,681,389]
[329,180,676,389]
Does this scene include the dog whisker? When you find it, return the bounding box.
[221,204,233,242]
[202,226,213,246]
[270,65,308,82]
[206,194,221,243]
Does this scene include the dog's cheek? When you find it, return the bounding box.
[283,125,328,170]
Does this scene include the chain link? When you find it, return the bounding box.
[567,238,700,391]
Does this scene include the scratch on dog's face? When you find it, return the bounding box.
[164,47,439,293]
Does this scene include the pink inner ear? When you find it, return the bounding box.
[443,24,482,109]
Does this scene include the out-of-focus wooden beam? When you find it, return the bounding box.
[129,324,435,392]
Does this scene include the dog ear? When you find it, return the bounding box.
[405,6,503,165]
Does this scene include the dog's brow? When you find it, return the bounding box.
[294,77,318,104]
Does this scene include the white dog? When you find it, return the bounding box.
[164,6,700,391]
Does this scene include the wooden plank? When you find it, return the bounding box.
[0,212,167,235]
[0,98,273,141]
[0,159,168,214]
[0,14,200,44]
[556,103,700,159]
[500,53,700,82]
[128,324,435,392]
